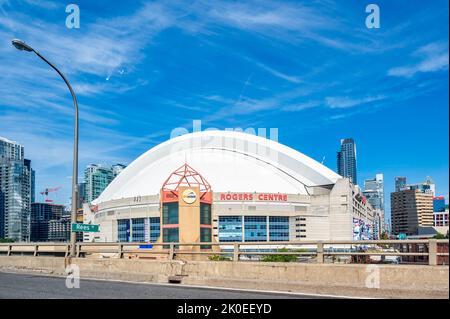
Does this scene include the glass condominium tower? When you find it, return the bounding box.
[83,163,127,203]
[0,137,34,241]
[337,138,357,185]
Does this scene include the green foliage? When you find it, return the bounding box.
[261,248,298,262]
[380,232,389,240]
[0,238,14,243]
[433,233,447,239]
[208,254,231,261]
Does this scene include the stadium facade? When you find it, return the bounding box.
[83,131,376,243]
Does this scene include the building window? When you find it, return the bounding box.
[163,228,179,243]
[200,227,212,249]
[162,202,178,224]
[117,219,130,242]
[131,218,145,242]
[269,216,289,241]
[244,216,267,242]
[218,216,242,242]
[149,217,160,243]
[200,203,211,225]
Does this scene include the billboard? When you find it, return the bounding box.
[353,218,372,240]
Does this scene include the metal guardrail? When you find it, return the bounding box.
[0,239,448,265]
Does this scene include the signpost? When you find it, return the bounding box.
[71,223,99,232]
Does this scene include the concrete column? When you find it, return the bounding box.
[429,239,437,266]
[317,241,324,263]
[169,243,174,260]
[233,243,239,262]
[241,215,245,242]
[118,244,123,259]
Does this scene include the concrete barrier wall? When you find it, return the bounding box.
[0,256,448,298]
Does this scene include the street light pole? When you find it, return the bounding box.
[12,39,79,257]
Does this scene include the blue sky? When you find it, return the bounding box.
[0,0,448,218]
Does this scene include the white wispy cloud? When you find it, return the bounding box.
[0,3,174,77]
[325,95,386,109]
[207,1,335,33]
[282,100,321,112]
[388,41,449,78]
[253,61,302,84]
[0,2,184,203]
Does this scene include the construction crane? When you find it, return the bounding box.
[40,186,62,203]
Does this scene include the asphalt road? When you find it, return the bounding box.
[0,271,326,299]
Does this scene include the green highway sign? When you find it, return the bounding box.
[71,223,99,233]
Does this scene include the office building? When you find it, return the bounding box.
[48,212,83,242]
[0,136,33,241]
[404,176,436,196]
[433,209,449,227]
[432,196,448,234]
[433,196,446,213]
[391,189,433,235]
[84,131,376,243]
[395,177,407,192]
[337,138,357,185]
[30,203,64,241]
[363,174,384,211]
[83,163,126,203]
[363,174,385,238]
[48,214,71,242]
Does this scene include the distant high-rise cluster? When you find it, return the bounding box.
[337,138,357,185]
[81,163,127,203]
[0,136,34,241]
[390,176,442,236]
[363,174,385,238]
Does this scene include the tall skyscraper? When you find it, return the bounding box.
[0,137,33,241]
[337,138,357,185]
[395,177,407,192]
[391,189,433,235]
[84,163,126,203]
[363,174,385,237]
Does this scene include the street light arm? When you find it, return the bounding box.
[31,49,79,257]
[32,50,79,115]
[12,38,79,256]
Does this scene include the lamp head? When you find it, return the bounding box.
[11,39,33,52]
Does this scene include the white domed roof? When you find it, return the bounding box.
[93,131,340,204]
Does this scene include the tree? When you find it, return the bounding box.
[0,238,14,243]
[261,248,299,262]
[433,233,446,239]
[380,232,389,240]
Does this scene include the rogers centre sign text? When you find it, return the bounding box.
[219,193,288,202]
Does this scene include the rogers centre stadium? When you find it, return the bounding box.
[83,130,378,244]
